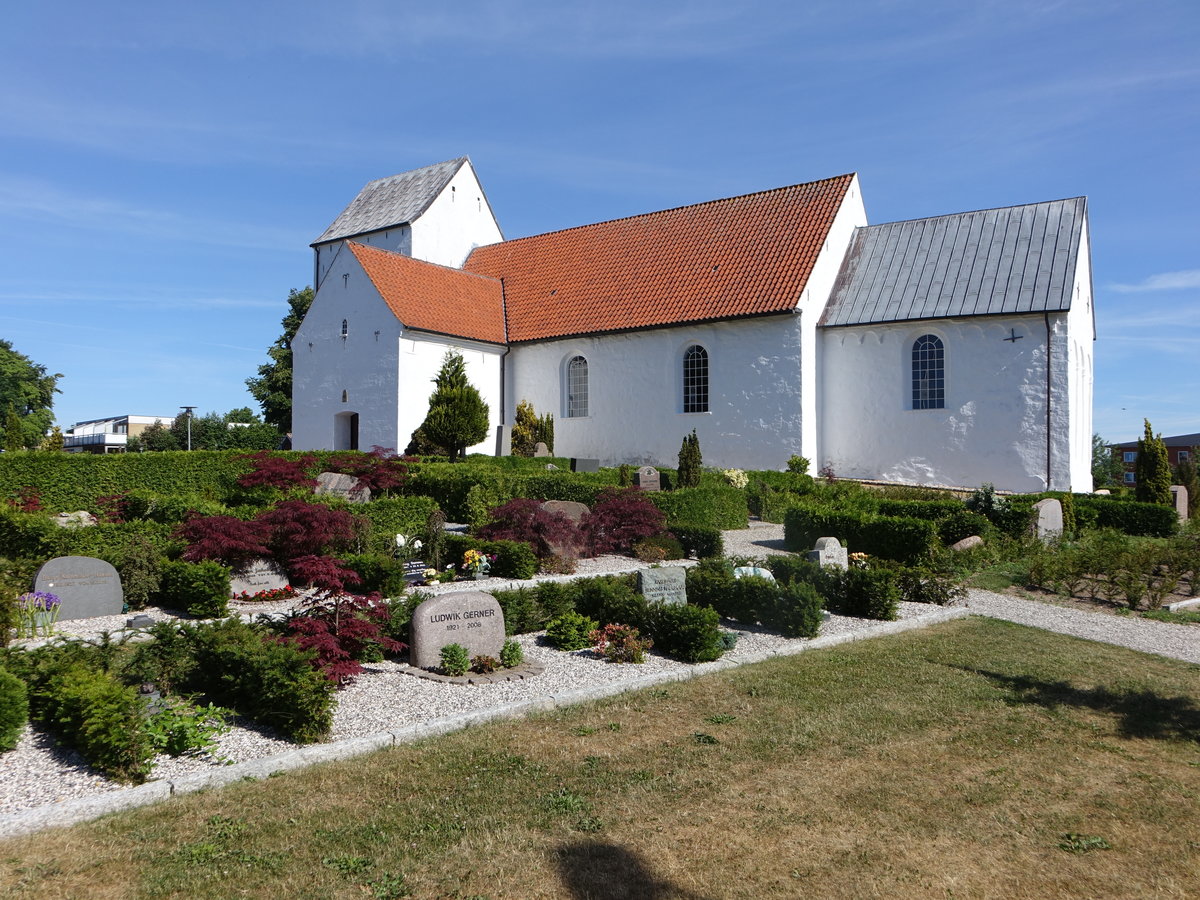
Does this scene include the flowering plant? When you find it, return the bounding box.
[234,585,298,603]
[393,534,424,561]
[461,549,494,577]
[588,623,652,664]
[849,552,870,568]
[16,591,61,638]
[722,468,748,489]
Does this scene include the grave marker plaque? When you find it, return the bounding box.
[410,592,506,670]
[33,556,123,621]
[637,567,686,606]
[230,558,290,597]
[635,466,661,492]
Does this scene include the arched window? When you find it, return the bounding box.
[912,334,945,409]
[566,356,588,418]
[341,319,349,339]
[683,345,709,413]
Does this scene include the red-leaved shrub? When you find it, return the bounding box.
[177,514,271,568]
[256,500,362,562]
[325,446,410,494]
[285,590,404,685]
[477,498,583,560]
[236,451,317,491]
[582,488,668,556]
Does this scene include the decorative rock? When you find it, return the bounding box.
[637,567,686,606]
[544,463,558,470]
[33,556,123,621]
[634,466,660,492]
[733,566,775,581]
[53,511,97,529]
[230,558,290,597]
[409,592,506,671]
[1093,489,1111,495]
[950,535,984,552]
[541,500,590,525]
[1032,498,1063,541]
[570,458,600,473]
[126,614,156,629]
[533,442,551,457]
[1170,485,1189,523]
[314,471,371,504]
[807,536,848,570]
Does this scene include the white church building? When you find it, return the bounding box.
[293,157,1094,493]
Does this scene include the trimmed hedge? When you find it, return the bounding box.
[359,496,440,553]
[783,503,939,562]
[1074,496,1178,538]
[443,534,540,580]
[158,559,231,618]
[669,524,724,558]
[0,667,28,752]
[646,484,748,530]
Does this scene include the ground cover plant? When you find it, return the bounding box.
[0,618,1196,898]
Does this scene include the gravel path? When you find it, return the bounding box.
[2,523,1195,825]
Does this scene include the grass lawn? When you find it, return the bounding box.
[1,617,1197,899]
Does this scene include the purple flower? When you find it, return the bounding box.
[18,591,60,611]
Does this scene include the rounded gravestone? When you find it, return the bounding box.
[34,556,123,621]
[409,592,506,670]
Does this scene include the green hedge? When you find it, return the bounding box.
[646,485,748,530]
[158,559,231,618]
[875,499,990,545]
[669,524,724,558]
[783,503,939,562]
[0,667,28,752]
[1074,496,1178,538]
[359,496,440,553]
[442,534,540,579]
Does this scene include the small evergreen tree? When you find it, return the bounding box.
[1172,452,1199,517]
[413,351,490,463]
[1135,419,1172,505]
[39,425,63,452]
[511,400,538,456]
[677,429,702,488]
[3,407,25,452]
[536,411,555,454]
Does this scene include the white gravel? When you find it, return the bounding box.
[2,523,1195,823]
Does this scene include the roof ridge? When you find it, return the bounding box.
[363,157,468,188]
[476,172,856,249]
[864,195,1087,230]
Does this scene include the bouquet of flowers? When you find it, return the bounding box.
[462,549,494,578]
[16,591,61,638]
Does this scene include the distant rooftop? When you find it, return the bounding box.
[312,158,467,246]
[1113,432,1200,449]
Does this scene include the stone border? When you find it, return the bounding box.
[398,661,546,684]
[0,607,970,838]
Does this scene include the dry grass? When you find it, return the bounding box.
[1,617,1198,899]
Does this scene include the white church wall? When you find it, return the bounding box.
[293,253,402,452]
[396,334,504,457]
[1065,219,1096,491]
[798,175,868,456]
[314,228,411,293]
[410,163,504,268]
[507,315,807,470]
[819,314,1072,493]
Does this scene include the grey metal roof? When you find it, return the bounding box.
[1113,432,1200,449]
[820,197,1088,327]
[312,157,467,246]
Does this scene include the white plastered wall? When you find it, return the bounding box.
[505,315,807,470]
[1065,219,1095,491]
[818,313,1078,493]
[314,228,411,294]
[410,163,504,268]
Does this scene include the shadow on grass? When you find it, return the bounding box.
[555,841,713,900]
[959,667,1200,743]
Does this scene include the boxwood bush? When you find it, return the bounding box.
[0,667,28,752]
[157,559,231,618]
[783,503,939,562]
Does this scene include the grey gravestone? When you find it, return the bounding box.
[495,424,512,457]
[126,614,156,629]
[950,535,984,553]
[34,556,123,621]
[1170,485,1189,523]
[410,592,506,670]
[314,471,371,504]
[807,536,848,570]
[1032,498,1063,541]
[637,567,686,606]
[533,442,551,457]
[1093,489,1111,495]
[733,566,775,581]
[635,466,661,492]
[230,558,290,597]
[570,458,600,473]
[541,499,590,525]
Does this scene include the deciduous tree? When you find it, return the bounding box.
[0,340,61,450]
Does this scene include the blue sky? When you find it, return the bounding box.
[1,0,1196,445]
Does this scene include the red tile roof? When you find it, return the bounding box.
[464,174,854,342]
[348,242,505,344]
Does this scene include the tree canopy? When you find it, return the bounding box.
[127,409,280,452]
[246,287,313,433]
[0,339,61,450]
[412,351,490,462]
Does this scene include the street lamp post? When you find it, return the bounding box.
[180,406,196,451]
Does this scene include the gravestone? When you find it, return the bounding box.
[404,559,429,585]
[230,558,290,597]
[634,466,661,492]
[1170,485,1189,523]
[410,592,506,670]
[541,500,590,525]
[807,537,848,570]
[533,442,551,457]
[495,424,512,457]
[33,556,123,621]
[570,458,600,473]
[637,567,686,606]
[314,471,371,504]
[1094,489,1111,496]
[733,566,776,582]
[54,511,97,529]
[1032,498,1063,541]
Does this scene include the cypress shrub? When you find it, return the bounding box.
[0,667,28,751]
[1135,419,1172,505]
[677,429,702,488]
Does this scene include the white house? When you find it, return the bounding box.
[293,158,1094,492]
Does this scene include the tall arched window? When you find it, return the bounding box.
[912,334,945,409]
[566,356,589,418]
[683,344,709,413]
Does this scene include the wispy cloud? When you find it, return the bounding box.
[1109,269,1200,293]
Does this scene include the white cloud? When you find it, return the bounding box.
[1110,270,1200,293]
